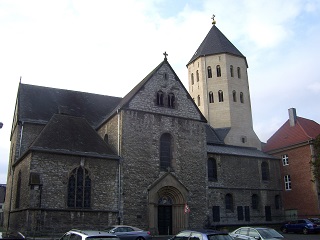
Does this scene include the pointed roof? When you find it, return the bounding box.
[263,117,320,152]
[27,114,119,159]
[187,24,247,66]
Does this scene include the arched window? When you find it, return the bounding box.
[232,90,237,102]
[15,171,22,209]
[218,90,224,102]
[225,194,233,211]
[252,194,259,209]
[191,73,194,85]
[237,67,241,78]
[216,65,221,77]
[160,133,172,171]
[197,95,200,106]
[209,91,214,103]
[275,195,281,209]
[208,158,217,181]
[207,66,212,78]
[168,93,175,108]
[157,91,164,106]
[261,162,270,181]
[240,92,244,103]
[68,166,91,208]
[230,65,234,77]
[196,70,199,82]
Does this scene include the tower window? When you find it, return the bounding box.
[237,67,241,78]
[207,66,212,78]
[157,91,164,106]
[216,65,221,77]
[240,92,244,103]
[197,95,200,106]
[196,70,199,82]
[230,65,234,77]
[191,73,194,85]
[168,93,175,108]
[218,90,223,102]
[209,91,214,103]
[232,90,237,102]
[160,133,173,171]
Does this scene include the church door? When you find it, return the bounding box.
[158,205,172,235]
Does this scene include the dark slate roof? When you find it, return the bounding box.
[29,114,119,159]
[187,24,247,66]
[207,144,276,159]
[206,125,224,144]
[212,127,230,142]
[17,83,122,127]
[263,117,320,152]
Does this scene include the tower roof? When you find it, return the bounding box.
[187,24,247,66]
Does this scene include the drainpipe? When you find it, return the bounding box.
[117,109,122,224]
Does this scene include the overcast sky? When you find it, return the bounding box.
[0,0,320,184]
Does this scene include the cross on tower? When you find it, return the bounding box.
[163,51,168,60]
[211,14,216,25]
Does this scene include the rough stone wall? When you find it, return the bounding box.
[207,154,283,226]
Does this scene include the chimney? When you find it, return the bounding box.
[288,108,297,127]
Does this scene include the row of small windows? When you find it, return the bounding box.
[208,91,244,103]
[156,91,175,108]
[191,65,242,84]
[208,158,270,182]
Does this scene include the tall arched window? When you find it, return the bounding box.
[15,171,22,209]
[275,195,281,209]
[232,90,237,102]
[230,65,234,77]
[240,92,244,103]
[225,194,233,211]
[209,91,214,103]
[208,158,217,181]
[191,73,194,85]
[237,67,241,78]
[160,133,172,171]
[207,66,212,78]
[252,194,259,209]
[261,162,270,181]
[157,91,164,106]
[216,65,221,77]
[168,93,175,108]
[196,70,199,82]
[68,166,91,208]
[197,95,200,106]
[218,90,224,102]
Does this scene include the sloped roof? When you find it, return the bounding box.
[17,83,122,127]
[187,24,246,66]
[207,144,275,159]
[263,117,320,152]
[28,114,119,159]
[206,125,224,145]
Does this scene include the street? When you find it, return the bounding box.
[282,233,320,240]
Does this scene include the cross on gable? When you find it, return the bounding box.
[163,51,168,60]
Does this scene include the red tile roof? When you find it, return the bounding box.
[263,117,320,152]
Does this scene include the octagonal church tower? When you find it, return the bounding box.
[187,17,261,150]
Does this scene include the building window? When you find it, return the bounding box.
[207,66,212,78]
[241,136,247,143]
[196,70,199,82]
[284,175,291,190]
[168,93,175,108]
[15,171,22,209]
[208,158,217,181]
[282,154,289,166]
[197,95,200,106]
[225,194,233,211]
[240,92,244,103]
[164,73,168,80]
[275,195,281,209]
[232,90,237,102]
[160,133,172,171]
[218,90,223,102]
[209,91,214,103]
[237,67,241,78]
[157,91,164,106]
[191,73,194,85]
[261,162,270,181]
[252,194,259,209]
[230,65,234,77]
[216,65,221,77]
[68,166,91,208]
[212,206,220,222]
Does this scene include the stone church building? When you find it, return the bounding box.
[4,20,283,237]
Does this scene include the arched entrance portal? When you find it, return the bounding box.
[158,196,172,235]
